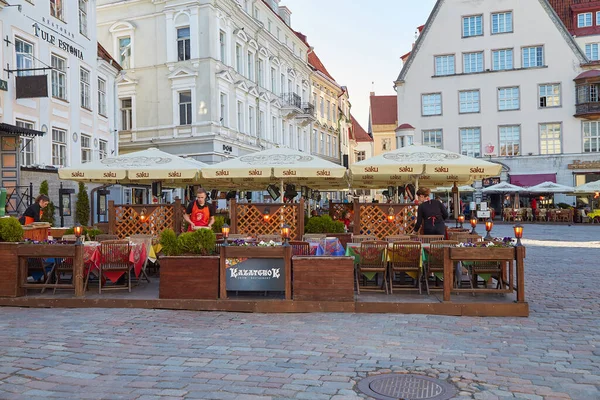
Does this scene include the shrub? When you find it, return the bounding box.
[305,215,344,234]
[76,182,90,226]
[159,228,217,256]
[211,215,226,234]
[39,180,56,226]
[0,217,24,242]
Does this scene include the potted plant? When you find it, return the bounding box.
[305,215,351,248]
[0,217,24,297]
[158,228,220,299]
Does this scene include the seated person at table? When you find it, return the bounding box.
[342,211,352,231]
[184,189,214,231]
[19,194,50,225]
[413,187,448,235]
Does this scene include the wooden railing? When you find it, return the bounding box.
[108,200,183,238]
[230,199,305,240]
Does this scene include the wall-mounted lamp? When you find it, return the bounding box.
[139,208,148,223]
[387,207,395,223]
[513,224,523,246]
[263,207,271,223]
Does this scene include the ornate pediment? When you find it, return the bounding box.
[235,80,249,92]
[216,70,235,84]
[248,86,259,97]
[167,67,198,80]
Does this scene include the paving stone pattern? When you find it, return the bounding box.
[0,224,599,400]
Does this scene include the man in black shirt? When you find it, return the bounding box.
[413,187,448,235]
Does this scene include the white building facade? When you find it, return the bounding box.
[97,0,314,165]
[0,0,120,221]
[395,0,600,208]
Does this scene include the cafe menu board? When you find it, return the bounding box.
[225,258,285,292]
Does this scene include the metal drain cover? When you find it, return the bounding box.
[356,373,458,400]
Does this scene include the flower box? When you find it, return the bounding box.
[450,247,519,261]
[292,256,354,302]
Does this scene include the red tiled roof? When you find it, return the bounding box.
[395,123,414,131]
[370,95,397,126]
[98,42,123,72]
[308,50,335,81]
[548,0,600,31]
[574,69,600,80]
[351,115,372,142]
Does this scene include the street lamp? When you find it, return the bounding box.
[73,224,83,245]
[484,219,494,240]
[470,217,478,235]
[513,224,524,246]
[457,214,465,229]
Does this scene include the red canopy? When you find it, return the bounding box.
[510,173,556,187]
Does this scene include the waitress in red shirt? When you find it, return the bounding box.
[184,189,215,231]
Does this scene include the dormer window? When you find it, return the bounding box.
[578,12,593,28]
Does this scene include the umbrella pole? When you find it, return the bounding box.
[415,177,419,191]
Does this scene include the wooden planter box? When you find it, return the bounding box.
[159,256,219,299]
[22,225,49,241]
[0,243,23,298]
[49,227,69,239]
[292,256,354,302]
[450,247,519,260]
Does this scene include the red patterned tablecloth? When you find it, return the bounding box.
[83,242,146,283]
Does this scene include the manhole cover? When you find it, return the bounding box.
[356,373,458,400]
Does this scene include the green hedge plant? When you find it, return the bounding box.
[159,228,217,256]
[0,217,24,242]
[305,215,344,234]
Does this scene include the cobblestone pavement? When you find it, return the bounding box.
[0,225,599,400]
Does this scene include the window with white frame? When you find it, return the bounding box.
[422,129,443,149]
[462,15,483,37]
[539,123,562,154]
[97,78,107,116]
[99,139,108,159]
[179,91,192,125]
[492,49,513,70]
[50,0,64,21]
[312,129,317,152]
[15,38,33,77]
[320,132,324,153]
[585,43,599,61]
[121,98,132,130]
[177,27,191,61]
[326,100,331,121]
[237,101,244,133]
[583,121,600,152]
[52,128,67,166]
[272,116,277,142]
[578,12,593,28]
[381,138,391,151]
[355,151,366,162]
[492,11,513,34]
[220,93,227,126]
[119,37,132,69]
[248,106,255,136]
[463,51,483,73]
[597,12,600,26]
[288,124,293,147]
[281,121,286,145]
[246,51,254,81]
[51,54,67,100]
[539,83,561,108]
[79,0,88,36]
[259,110,265,138]
[459,90,480,113]
[80,67,91,110]
[253,6,259,19]
[422,93,442,116]
[258,59,264,87]
[522,46,544,68]
[499,125,520,156]
[81,134,92,163]
[17,120,35,166]
[235,44,243,73]
[270,67,276,93]
[460,128,481,157]
[326,135,331,156]
[320,97,324,117]
[498,87,519,110]
[219,30,226,63]
[434,55,455,76]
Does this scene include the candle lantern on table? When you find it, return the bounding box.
[222,223,230,246]
[484,219,494,240]
[281,224,291,246]
[513,224,523,246]
[470,217,478,234]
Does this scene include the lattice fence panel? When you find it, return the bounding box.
[359,204,417,239]
[236,204,301,239]
[330,202,353,221]
[114,205,175,239]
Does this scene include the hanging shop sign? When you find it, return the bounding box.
[568,160,600,170]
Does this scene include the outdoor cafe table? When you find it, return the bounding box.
[346,242,427,280]
[83,241,147,282]
[308,237,345,256]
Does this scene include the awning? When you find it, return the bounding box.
[0,122,45,137]
[510,173,556,187]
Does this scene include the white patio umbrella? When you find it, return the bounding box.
[433,185,475,193]
[350,145,502,189]
[526,181,575,194]
[200,147,349,191]
[58,147,208,184]
[482,182,525,210]
[573,180,600,194]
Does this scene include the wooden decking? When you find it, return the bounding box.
[0,279,528,317]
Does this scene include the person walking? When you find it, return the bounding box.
[19,194,49,225]
[413,187,449,235]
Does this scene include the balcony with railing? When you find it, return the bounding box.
[575,71,600,119]
[280,93,316,123]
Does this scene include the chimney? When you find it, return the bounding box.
[278,6,291,26]
[370,91,375,97]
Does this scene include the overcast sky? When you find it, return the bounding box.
[284,0,437,130]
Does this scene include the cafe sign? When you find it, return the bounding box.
[225,258,285,291]
[568,160,600,170]
[33,23,84,60]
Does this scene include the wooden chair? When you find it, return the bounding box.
[388,241,422,294]
[98,240,132,293]
[352,234,377,243]
[425,240,459,294]
[471,260,505,290]
[129,234,152,284]
[257,234,281,242]
[536,209,547,222]
[413,235,444,244]
[49,257,74,294]
[303,234,326,242]
[61,234,77,243]
[289,241,310,256]
[96,234,119,242]
[355,241,389,294]
[386,235,410,242]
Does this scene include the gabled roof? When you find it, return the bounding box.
[369,95,397,126]
[396,0,587,83]
[98,42,123,72]
[351,115,372,142]
[548,0,598,31]
[308,50,335,81]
